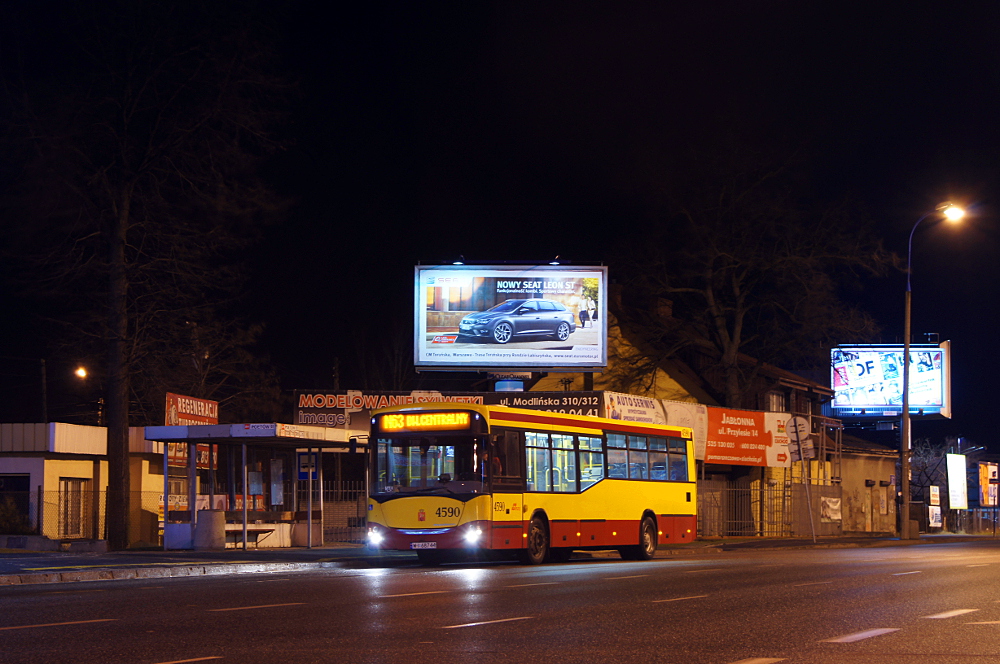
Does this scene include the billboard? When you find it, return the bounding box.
[704,407,792,467]
[165,392,219,469]
[830,342,951,418]
[414,264,607,370]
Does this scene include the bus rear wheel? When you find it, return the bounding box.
[619,516,657,561]
[521,516,549,565]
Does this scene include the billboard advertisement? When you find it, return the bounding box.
[830,342,951,418]
[414,264,607,370]
[704,408,792,467]
[947,453,968,510]
[164,392,218,469]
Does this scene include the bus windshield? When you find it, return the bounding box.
[373,436,486,495]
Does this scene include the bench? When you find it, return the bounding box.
[224,525,275,548]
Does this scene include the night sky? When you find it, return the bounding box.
[4,3,1000,449]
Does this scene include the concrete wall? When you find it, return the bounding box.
[841,453,897,534]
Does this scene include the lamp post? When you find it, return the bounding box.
[900,203,964,539]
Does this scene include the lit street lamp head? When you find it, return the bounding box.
[937,202,965,222]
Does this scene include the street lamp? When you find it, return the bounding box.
[900,203,964,539]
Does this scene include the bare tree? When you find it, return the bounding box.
[2,3,290,548]
[614,149,892,407]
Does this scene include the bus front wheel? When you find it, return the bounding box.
[522,516,549,565]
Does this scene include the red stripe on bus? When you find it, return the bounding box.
[491,411,687,438]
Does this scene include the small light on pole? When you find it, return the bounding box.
[900,202,964,540]
[75,367,88,379]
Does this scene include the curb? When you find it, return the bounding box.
[0,561,326,587]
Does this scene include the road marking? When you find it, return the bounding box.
[41,589,107,595]
[683,569,720,573]
[607,574,648,580]
[821,628,899,643]
[653,595,709,603]
[380,591,448,598]
[506,582,558,588]
[923,609,979,619]
[967,621,1000,625]
[0,619,117,631]
[730,659,786,664]
[152,658,223,664]
[442,616,532,629]
[793,581,833,587]
[207,603,305,612]
[892,571,922,576]
[967,564,990,567]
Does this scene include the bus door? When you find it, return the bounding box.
[489,430,525,549]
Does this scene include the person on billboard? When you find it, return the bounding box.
[587,297,597,325]
[579,308,590,327]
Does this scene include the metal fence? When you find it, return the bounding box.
[0,489,108,541]
[292,481,367,544]
[698,478,843,538]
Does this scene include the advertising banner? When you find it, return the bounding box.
[414,264,607,370]
[660,400,709,461]
[295,390,486,435]
[979,463,998,507]
[947,453,968,510]
[488,392,601,417]
[830,343,951,418]
[603,391,666,424]
[164,392,219,469]
[704,407,792,467]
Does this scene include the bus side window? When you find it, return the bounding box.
[607,448,627,478]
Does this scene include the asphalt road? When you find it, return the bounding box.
[2,542,1000,663]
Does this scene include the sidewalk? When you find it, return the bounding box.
[2,534,997,586]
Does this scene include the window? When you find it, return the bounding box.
[668,437,688,481]
[578,436,604,490]
[527,431,578,493]
[538,300,556,311]
[767,390,787,412]
[526,432,550,492]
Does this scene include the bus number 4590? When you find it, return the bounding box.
[436,507,460,518]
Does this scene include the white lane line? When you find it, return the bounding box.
[442,616,532,629]
[0,618,117,631]
[207,602,306,612]
[793,581,833,587]
[380,591,448,598]
[967,564,990,567]
[967,621,1000,625]
[652,595,709,603]
[892,571,922,576]
[153,658,223,664]
[506,582,558,588]
[923,609,979,619]
[730,659,786,664]
[683,569,720,573]
[821,628,899,643]
[606,575,649,580]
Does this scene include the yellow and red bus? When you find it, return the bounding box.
[366,402,696,564]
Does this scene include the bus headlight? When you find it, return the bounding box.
[463,527,483,545]
[368,527,384,547]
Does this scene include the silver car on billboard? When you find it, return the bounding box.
[458,299,576,344]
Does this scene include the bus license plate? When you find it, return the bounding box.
[410,542,437,549]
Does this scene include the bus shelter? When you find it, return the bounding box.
[144,423,362,550]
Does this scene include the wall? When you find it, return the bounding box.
[840,453,897,534]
